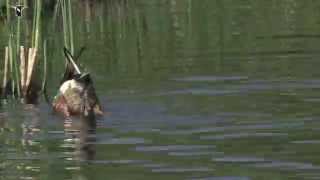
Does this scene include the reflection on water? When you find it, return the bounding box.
[63,116,97,162]
[1,0,320,179]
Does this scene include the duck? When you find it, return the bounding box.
[10,5,27,17]
[52,48,103,119]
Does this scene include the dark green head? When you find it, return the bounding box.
[74,72,92,85]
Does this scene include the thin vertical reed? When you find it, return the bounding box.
[42,40,47,92]
[6,0,10,22]
[8,36,14,97]
[53,0,61,29]
[85,0,91,33]
[67,0,74,54]
[26,48,37,89]
[31,1,37,47]
[17,0,22,51]
[14,0,23,98]
[61,0,69,49]
[2,47,9,96]
[13,48,21,98]
[99,3,104,38]
[26,48,33,88]
[20,46,26,94]
[34,0,42,50]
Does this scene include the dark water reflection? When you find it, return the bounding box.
[1,0,320,179]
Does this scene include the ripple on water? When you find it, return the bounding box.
[200,132,288,140]
[141,163,167,168]
[161,122,302,135]
[47,130,65,139]
[95,137,148,145]
[24,166,40,172]
[151,167,212,173]
[191,177,251,180]
[212,156,267,163]
[20,176,34,180]
[303,98,320,102]
[253,161,320,171]
[134,145,214,152]
[291,140,320,144]
[156,79,320,97]
[89,159,148,165]
[48,130,65,134]
[171,76,248,82]
[6,154,42,161]
[168,151,223,157]
[154,89,240,96]
[297,173,320,180]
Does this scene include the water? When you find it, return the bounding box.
[1,0,320,179]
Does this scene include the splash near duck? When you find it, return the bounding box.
[52,48,103,119]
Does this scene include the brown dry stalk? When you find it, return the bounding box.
[25,48,38,89]
[20,46,27,95]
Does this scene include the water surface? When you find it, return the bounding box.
[1,0,320,179]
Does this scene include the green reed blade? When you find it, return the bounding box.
[67,0,74,54]
[8,35,14,97]
[31,0,37,47]
[16,0,21,51]
[34,0,41,50]
[42,40,47,92]
[6,0,10,22]
[61,0,69,49]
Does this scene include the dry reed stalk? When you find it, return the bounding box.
[8,39,14,97]
[25,48,37,89]
[2,47,9,95]
[20,46,27,95]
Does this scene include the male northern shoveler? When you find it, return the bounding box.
[52,48,103,119]
[10,5,27,17]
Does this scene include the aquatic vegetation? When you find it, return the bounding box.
[0,0,103,121]
[60,0,74,54]
[1,0,42,102]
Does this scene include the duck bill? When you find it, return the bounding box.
[63,47,81,74]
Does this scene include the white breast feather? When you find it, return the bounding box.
[59,80,83,94]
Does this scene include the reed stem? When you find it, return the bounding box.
[6,0,10,22]
[31,1,37,47]
[2,47,9,97]
[8,36,14,97]
[17,0,21,51]
[13,47,21,98]
[20,46,26,95]
[34,0,42,50]
[42,40,47,92]
[67,0,74,54]
[61,0,69,49]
